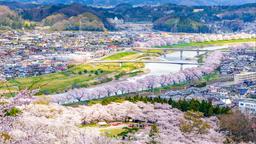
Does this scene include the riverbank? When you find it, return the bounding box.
[65,71,221,107]
[160,38,256,48]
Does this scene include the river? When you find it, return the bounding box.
[127,45,227,81]
[51,45,227,99]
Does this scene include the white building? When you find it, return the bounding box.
[193,9,204,13]
[239,98,256,114]
[221,97,232,105]
[234,72,256,84]
[107,17,124,24]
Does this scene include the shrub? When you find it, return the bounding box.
[4,107,22,117]
[78,71,83,75]
[0,132,12,142]
[194,82,207,88]
[101,97,124,105]
[180,111,211,134]
[72,83,81,89]
[148,123,160,144]
[180,120,193,133]
[118,127,139,138]
[97,69,104,73]
[67,64,75,69]
[33,98,50,105]
[40,89,50,95]
[95,71,100,75]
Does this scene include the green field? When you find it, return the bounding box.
[0,52,145,96]
[100,128,126,137]
[103,51,138,60]
[160,38,256,48]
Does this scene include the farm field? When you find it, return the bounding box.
[0,52,144,96]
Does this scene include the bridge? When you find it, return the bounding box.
[133,46,229,60]
[90,60,203,70]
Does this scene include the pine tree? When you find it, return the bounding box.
[181,100,189,111]
[168,98,173,105]
[207,106,213,117]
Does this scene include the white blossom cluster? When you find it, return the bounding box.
[53,51,224,104]
[2,101,224,144]
[134,33,255,48]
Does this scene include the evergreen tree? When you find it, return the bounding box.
[207,106,214,117]
[180,100,189,111]
[168,98,173,105]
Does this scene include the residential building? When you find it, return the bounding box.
[239,98,256,114]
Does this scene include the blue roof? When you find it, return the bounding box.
[239,89,248,95]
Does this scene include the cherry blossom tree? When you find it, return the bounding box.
[0,90,35,143]
[52,51,225,104]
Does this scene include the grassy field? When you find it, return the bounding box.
[160,38,256,48]
[100,128,126,137]
[79,123,139,138]
[0,52,145,96]
[103,51,138,60]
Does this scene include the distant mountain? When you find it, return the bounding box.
[170,0,256,6]
[45,12,105,31]
[0,1,255,33]
[153,16,211,33]
[0,0,256,6]
[19,3,116,30]
[20,3,94,21]
[0,1,39,9]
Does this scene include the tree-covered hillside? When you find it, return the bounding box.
[51,12,105,31]
[1,0,255,6]
[0,2,255,32]
[0,5,23,29]
[153,17,211,33]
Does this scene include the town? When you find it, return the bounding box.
[0,1,256,144]
[1,29,255,79]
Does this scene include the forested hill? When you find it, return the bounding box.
[1,0,256,6]
[0,5,24,29]
[0,2,255,33]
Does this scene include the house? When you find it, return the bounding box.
[239,98,256,114]
[98,121,108,126]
